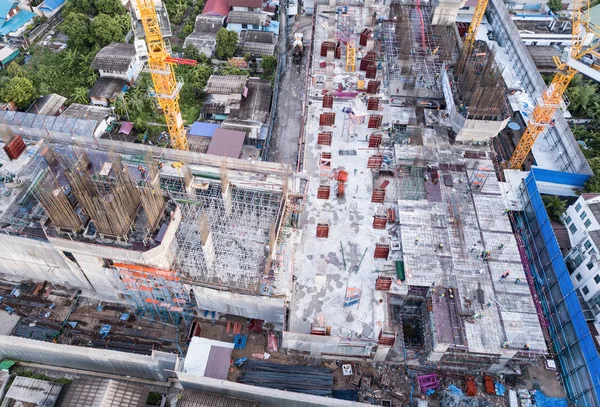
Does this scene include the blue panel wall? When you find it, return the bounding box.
[531,167,590,188]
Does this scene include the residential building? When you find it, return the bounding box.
[58,378,150,407]
[187,121,220,153]
[3,376,63,406]
[202,0,229,17]
[91,43,141,84]
[563,194,600,321]
[0,0,35,40]
[229,0,262,12]
[89,77,127,107]
[201,74,248,120]
[26,93,67,116]
[237,29,276,56]
[183,14,224,58]
[206,128,245,158]
[0,44,18,68]
[60,103,115,137]
[226,10,270,33]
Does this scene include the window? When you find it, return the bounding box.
[585,240,592,249]
[587,262,594,270]
[591,248,597,255]
[576,273,583,282]
[595,275,600,284]
[585,219,592,228]
[576,203,582,212]
[242,24,248,28]
[569,224,578,234]
[580,211,588,220]
[565,215,572,224]
[583,286,590,295]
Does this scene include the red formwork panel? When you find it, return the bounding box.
[378,330,396,345]
[373,215,387,229]
[369,133,382,148]
[367,154,383,169]
[316,223,330,238]
[317,132,333,146]
[322,95,334,108]
[337,181,345,197]
[367,97,380,111]
[374,244,390,259]
[366,80,380,94]
[368,114,382,128]
[360,28,373,46]
[335,45,341,59]
[387,207,397,223]
[319,112,336,126]
[375,276,392,290]
[360,52,376,71]
[320,152,332,167]
[317,185,330,199]
[371,188,386,203]
[366,64,377,79]
[320,41,336,57]
[3,135,26,161]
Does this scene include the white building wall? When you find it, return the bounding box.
[564,196,600,309]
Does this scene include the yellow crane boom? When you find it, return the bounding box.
[136,0,188,151]
[463,0,488,50]
[509,0,599,169]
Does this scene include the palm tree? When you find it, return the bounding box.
[71,87,89,104]
[63,49,80,71]
[542,195,567,222]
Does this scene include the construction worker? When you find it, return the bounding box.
[515,278,521,284]
[415,238,419,245]
[498,243,504,250]
[354,169,358,175]
[524,343,530,350]
[486,301,492,308]
[439,243,444,250]
[470,244,476,253]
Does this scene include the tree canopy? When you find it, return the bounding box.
[215,28,238,60]
[61,12,92,50]
[91,13,126,46]
[547,0,562,12]
[260,55,277,79]
[0,77,37,108]
[542,195,566,221]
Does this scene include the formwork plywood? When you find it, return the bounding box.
[360,29,373,46]
[366,80,380,94]
[319,112,336,126]
[317,132,333,146]
[373,215,387,229]
[369,134,382,148]
[368,115,382,128]
[371,189,386,203]
[322,95,334,108]
[316,223,329,238]
[317,185,330,199]
[367,154,383,169]
[367,98,380,111]
[374,244,390,259]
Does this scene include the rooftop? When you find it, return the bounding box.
[205,75,248,94]
[91,43,136,72]
[227,10,269,25]
[89,77,127,100]
[4,376,63,407]
[0,110,99,138]
[202,0,229,17]
[238,41,275,56]
[239,29,275,43]
[61,103,112,122]
[193,13,225,33]
[206,128,246,158]
[58,378,150,407]
[177,389,257,407]
[233,78,272,123]
[26,94,67,116]
[228,0,262,8]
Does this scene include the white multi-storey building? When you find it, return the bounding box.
[563,194,600,321]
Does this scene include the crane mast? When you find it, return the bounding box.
[136,0,188,151]
[509,0,599,169]
[463,0,488,50]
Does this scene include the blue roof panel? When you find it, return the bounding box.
[0,10,35,36]
[0,1,17,22]
[39,0,65,11]
[189,121,220,137]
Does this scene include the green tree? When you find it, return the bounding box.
[62,0,97,16]
[565,74,599,118]
[260,55,277,78]
[91,14,125,46]
[182,21,194,36]
[585,157,600,192]
[94,0,125,15]
[183,45,202,61]
[217,64,248,76]
[6,62,25,78]
[71,87,89,104]
[63,49,80,70]
[61,12,91,50]
[0,77,36,108]
[547,0,562,12]
[542,195,566,221]
[215,28,238,60]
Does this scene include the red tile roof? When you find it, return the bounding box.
[203,0,229,17]
[228,0,262,8]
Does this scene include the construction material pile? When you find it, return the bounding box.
[238,361,334,396]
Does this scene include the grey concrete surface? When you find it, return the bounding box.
[269,15,313,166]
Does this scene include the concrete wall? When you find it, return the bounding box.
[192,285,285,325]
[177,372,372,407]
[431,0,466,26]
[0,234,93,292]
[282,332,374,357]
[0,336,178,382]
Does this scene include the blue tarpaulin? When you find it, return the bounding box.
[534,391,567,407]
[448,385,463,396]
[189,122,220,138]
[495,383,505,396]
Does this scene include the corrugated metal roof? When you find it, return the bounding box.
[207,128,245,158]
[177,389,257,407]
[101,379,150,407]
[5,376,63,407]
[58,377,110,407]
[189,121,220,137]
[0,10,35,36]
[205,75,248,94]
[227,10,269,25]
[0,110,99,138]
[91,43,136,72]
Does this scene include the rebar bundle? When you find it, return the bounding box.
[65,155,141,238]
[453,42,507,120]
[34,171,83,231]
[139,158,165,231]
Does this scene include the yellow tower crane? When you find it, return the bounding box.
[346,40,356,72]
[509,0,600,169]
[463,0,489,50]
[136,0,193,151]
